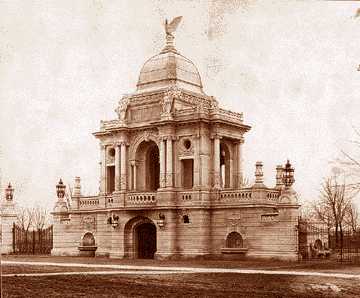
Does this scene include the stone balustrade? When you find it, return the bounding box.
[217,108,243,123]
[266,191,280,202]
[219,189,280,204]
[100,119,121,131]
[78,196,100,209]
[126,192,157,207]
[219,190,253,201]
[178,191,199,202]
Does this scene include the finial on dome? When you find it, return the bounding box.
[162,16,182,53]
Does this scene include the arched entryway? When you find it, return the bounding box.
[124,216,157,259]
[135,222,157,259]
[134,141,160,191]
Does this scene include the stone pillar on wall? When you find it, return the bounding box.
[193,135,200,188]
[100,144,106,194]
[237,138,244,188]
[213,136,221,189]
[120,142,127,191]
[165,137,173,188]
[159,138,166,188]
[275,165,284,189]
[1,184,17,254]
[114,143,120,191]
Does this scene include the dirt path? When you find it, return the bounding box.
[3,260,360,279]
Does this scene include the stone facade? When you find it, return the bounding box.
[52,19,300,260]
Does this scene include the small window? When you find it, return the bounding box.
[183,215,190,224]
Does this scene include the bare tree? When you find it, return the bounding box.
[335,125,360,191]
[16,206,33,232]
[32,206,50,231]
[344,202,360,233]
[314,175,355,248]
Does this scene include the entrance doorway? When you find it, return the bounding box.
[136,222,157,259]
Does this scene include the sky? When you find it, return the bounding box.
[1,0,360,210]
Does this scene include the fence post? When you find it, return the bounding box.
[12,223,15,253]
[33,230,35,254]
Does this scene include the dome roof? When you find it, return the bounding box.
[136,41,203,93]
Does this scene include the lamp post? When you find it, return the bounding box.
[56,178,66,199]
[5,183,14,201]
[283,160,295,188]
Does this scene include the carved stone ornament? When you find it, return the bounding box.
[227,217,241,227]
[81,215,96,230]
[160,173,166,188]
[161,86,182,115]
[177,137,194,156]
[226,213,241,227]
[210,96,219,112]
[115,95,130,121]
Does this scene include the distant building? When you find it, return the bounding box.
[52,18,300,260]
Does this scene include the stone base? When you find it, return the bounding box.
[78,246,97,257]
[246,251,299,261]
[1,245,13,255]
[51,248,80,257]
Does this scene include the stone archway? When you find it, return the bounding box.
[124,216,157,259]
[136,222,157,259]
[134,141,160,191]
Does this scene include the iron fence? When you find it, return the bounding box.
[12,223,53,254]
[298,218,360,263]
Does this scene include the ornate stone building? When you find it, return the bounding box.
[52,19,300,260]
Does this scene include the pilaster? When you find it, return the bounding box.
[165,136,174,188]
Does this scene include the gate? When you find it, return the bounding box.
[298,218,360,263]
[12,223,53,254]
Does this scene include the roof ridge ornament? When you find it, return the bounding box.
[161,16,182,53]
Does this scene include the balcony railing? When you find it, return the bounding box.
[126,192,157,207]
[219,190,252,200]
[219,189,280,203]
[78,196,100,209]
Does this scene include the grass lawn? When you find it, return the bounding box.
[2,272,360,298]
[2,255,360,297]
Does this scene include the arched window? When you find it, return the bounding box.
[82,232,95,246]
[226,232,243,248]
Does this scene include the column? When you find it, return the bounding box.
[120,142,127,190]
[237,138,244,188]
[160,138,166,188]
[133,162,137,190]
[100,144,106,194]
[114,143,120,191]
[166,137,173,188]
[213,136,221,188]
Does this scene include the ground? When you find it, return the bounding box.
[1,256,360,298]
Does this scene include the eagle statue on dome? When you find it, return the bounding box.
[165,16,183,37]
